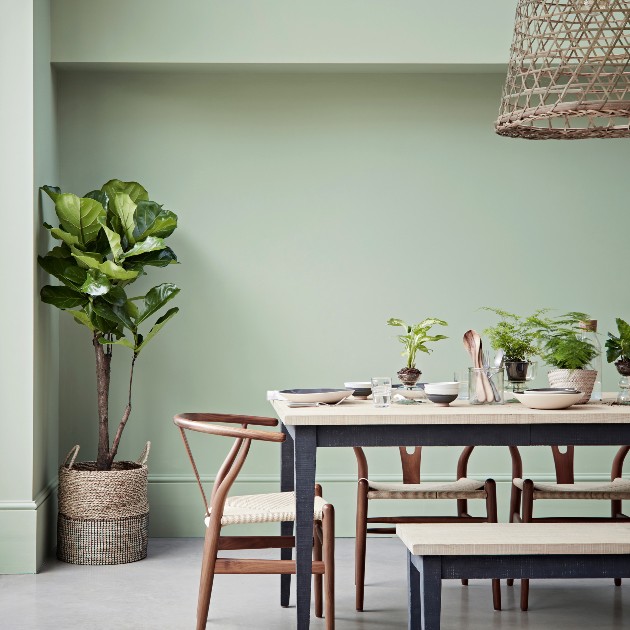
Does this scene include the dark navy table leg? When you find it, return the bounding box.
[293,426,317,630]
[280,424,295,608]
[419,556,442,630]
[408,551,422,630]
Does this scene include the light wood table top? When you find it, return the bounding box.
[272,398,629,426]
[397,522,630,556]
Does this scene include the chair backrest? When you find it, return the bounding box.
[174,413,284,522]
[354,446,476,483]
[509,445,630,482]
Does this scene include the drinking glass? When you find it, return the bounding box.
[454,370,469,400]
[371,377,392,408]
[468,367,504,405]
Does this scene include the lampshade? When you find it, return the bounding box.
[496,0,630,139]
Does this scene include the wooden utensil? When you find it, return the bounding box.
[463,330,487,403]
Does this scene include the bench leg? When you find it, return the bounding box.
[408,551,422,630]
[408,553,442,630]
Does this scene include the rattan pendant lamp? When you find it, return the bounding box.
[496,0,630,139]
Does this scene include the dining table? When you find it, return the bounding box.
[270,397,630,629]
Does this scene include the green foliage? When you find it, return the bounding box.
[387,317,448,368]
[605,318,630,363]
[528,311,597,370]
[482,307,543,361]
[39,180,180,355]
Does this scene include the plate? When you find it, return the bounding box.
[513,391,583,410]
[523,388,580,394]
[280,389,354,404]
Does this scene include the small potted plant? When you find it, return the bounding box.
[530,312,599,403]
[387,317,448,386]
[482,307,541,390]
[605,317,630,405]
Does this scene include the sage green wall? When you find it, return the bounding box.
[51,0,514,66]
[0,0,58,573]
[56,70,630,536]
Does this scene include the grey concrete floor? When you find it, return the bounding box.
[0,538,627,629]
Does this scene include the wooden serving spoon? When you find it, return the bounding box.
[463,330,487,403]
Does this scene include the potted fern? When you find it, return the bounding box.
[387,317,448,386]
[39,179,180,564]
[530,312,599,403]
[605,317,630,405]
[482,307,541,390]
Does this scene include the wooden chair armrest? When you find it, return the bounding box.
[174,412,278,427]
[174,416,285,442]
[611,446,630,480]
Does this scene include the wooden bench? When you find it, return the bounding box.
[397,522,630,630]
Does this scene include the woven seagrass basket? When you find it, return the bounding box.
[57,443,150,565]
[548,369,597,404]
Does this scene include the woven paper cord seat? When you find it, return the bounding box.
[513,477,630,499]
[204,491,328,526]
[365,477,486,500]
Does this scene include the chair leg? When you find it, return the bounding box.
[483,479,501,611]
[197,518,221,630]
[507,478,521,587]
[355,479,369,612]
[520,479,535,612]
[323,504,335,630]
[314,522,323,618]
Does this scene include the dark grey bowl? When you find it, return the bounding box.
[348,388,372,399]
[426,393,458,407]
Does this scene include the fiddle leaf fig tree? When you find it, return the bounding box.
[39,180,180,471]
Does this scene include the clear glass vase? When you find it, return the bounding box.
[468,367,504,405]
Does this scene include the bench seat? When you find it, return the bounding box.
[397,522,630,630]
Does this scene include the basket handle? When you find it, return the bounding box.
[62,445,80,469]
[137,441,151,466]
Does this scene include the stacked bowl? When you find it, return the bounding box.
[424,382,459,407]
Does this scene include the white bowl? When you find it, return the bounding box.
[513,391,583,410]
[425,382,459,395]
[397,389,426,401]
[280,389,354,404]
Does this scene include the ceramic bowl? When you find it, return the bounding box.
[280,389,354,404]
[344,382,372,400]
[425,393,458,407]
[425,382,459,395]
[513,391,583,410]
[397,388,426,401]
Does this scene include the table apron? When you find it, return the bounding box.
[409,553,630,580]
[308,423,630,447]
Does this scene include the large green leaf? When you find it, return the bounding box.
[91,300,129,328]
[47,244,72,258]
[121,236,166,260]
[137,307,179,353]
[110,193,137,245]
[123,246,178,271]
[41,286,88,309]
[38,254,87,290]
[102,284,127,307]
[49,226,80,248]
[84,189,109,210]
[72,252,139,281]
[136,283,180,324]
[54,194,106,247]
[101,179,148,205]
[133,201,178,240]
[99,336,136,350]
[65,309,96,331]
[80,269,111,296]
[85,303,122,336]
[98,219,124,262]
[41,185,61,203]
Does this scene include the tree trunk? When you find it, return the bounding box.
[93,333,112,470]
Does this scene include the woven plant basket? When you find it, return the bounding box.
[57,443,150,565]
[548,369,597,404]
[496,0,630,139]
